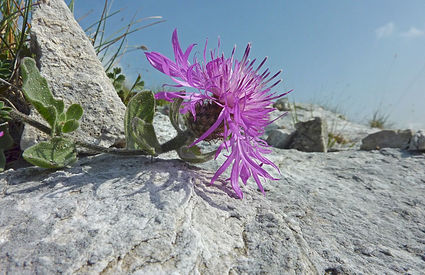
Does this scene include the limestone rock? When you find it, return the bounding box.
[1,148,424,273]
[289,117,328,152]
[360,129,413,150]
[266,129,292,149]
[409,130,425,151]
[273,98,291,111]
[267,103,379,150]
[21,0,126,150]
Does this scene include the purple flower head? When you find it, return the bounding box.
[0,131,3,138]
[145,29,290,199]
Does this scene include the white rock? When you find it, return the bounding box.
[1,148,424,274]
[266,129,292,149]
[289,117,328,152]
[409,130,425,151]
[268,103,379,150]
[21,0,126,151]
[360,129,413,150]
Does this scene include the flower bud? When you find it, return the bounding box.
[186,102,224,141]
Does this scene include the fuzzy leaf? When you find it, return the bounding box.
[58,112,66,123]
[22,137,77,169]
[124,90,156,149]
[131,117,161,155]
[66,103,83,121]
[62,119,79,133]
[31,100,57,134]
[169,97,184,133]
[21,57,64,114]
[177,145,216,164]
[129,74,144,92]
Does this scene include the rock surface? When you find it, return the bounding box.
[266,129,292,149]
[266,103,379,151]
[1,148,424,274]
[21,0,126,150]
[273,97,291,111]
[360,129,413,150]
[288,117,328,152]
[409,130,425,151]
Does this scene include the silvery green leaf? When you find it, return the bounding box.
[124,90,155,149]
[169,97,184,133]
[23,137,77,169]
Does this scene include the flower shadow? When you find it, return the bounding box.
[3,154,237,210]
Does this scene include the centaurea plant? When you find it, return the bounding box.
[146,29,290,198]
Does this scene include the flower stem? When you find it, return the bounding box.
[160,130,194,153]
[10,108,194,156]
[74,140,147,156]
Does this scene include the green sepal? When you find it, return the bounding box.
[22,137,77,169]
[62,119,79,133]
[65,103,83,121]
[177,145,216,164]
[124,90,155,149]
[169,97,184,133]
[0,124,14,172]
[131,117,161,155]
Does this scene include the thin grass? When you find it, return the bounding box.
[84,0,165,73]
[0,0,33,113]
[368,109,393,129]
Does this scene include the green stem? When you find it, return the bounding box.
[160,130,194,153]
[10,108,51,135]
[10,108,148,155]
[10,108,194,156]
[74,140,147,156]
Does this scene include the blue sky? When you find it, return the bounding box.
[73,1,425,129]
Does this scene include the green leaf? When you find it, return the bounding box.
[0,59,12,80]
[68,0,75,13]
[23,137,77,169]
[131,117,161,155]
[113,74,125,90]
[124,90,156,149]
[21,57,65,114]
[20,57,64,133]
[115,74,125,82]
[177,145,216,164]
[129,74,144,92]
[58,112,66,123]
[62,120,79,133]
[66,103,83,121]
[31,100,57,134]
[0,124,14,172]
[133,81,144,90]
[169,97,184,133]
[0,101,12,121]
[113,67,121,75]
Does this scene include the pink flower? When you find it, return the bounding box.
[146,29,290,198]
[0,131,3,137]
